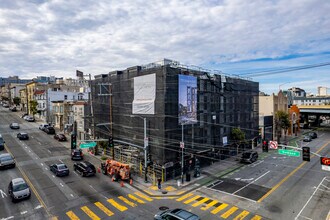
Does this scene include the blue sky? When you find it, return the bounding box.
[0,0,329,95]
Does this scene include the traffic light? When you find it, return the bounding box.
[302,147,310,162]
[71,133,77,149]
[262,140,268,152]
[108,136,114,148]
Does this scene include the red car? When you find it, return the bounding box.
[54,134,67,141]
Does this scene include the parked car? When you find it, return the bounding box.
[154,208,200,220]
[71,149,83,160]
[23,115,30,120]
[73,161,96,177]
[25,116,35,122]
[0,134,5,151]
[2,103,9,108]
[9,123,20,129]
[44,127,55,134]
[21,113,28,118]
[49,163,69,176]
[303,135,312,142]
[309,132,317,139]
[39,124,49,131]
[240,151,258,163]
[9,106,17,112]
[8,178,31,203]
[17,133,29,140]
[0,153,16,169]
[54,134,67,141]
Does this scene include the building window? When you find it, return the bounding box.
[60,106,63,113]
[64,95,67,100]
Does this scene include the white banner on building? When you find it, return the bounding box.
[132,73,156,114]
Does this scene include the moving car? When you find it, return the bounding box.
[154,208,200,220]
[44,127,55,134]
[49,163,70,176]
[0,134,5,151]
[17,132,29,140]
[309,132,317,139]
[73,161,96,177]
[54,133,67,141]
[303,135,312,142]
[240,151,258,163]
[39,124,49,131]
[71,149,83,160]
[0,153,16,169]
[8,178,31,203]
[25,116,35,122]
[9,123,20,129]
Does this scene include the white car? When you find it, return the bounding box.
[23,115,30,120]
[39,124,49,131]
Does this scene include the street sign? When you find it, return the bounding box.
[269,141,278,149]
[144,137,148,147]
[80,142,97,149]
[180,142,184,149]
[278,149,300,157]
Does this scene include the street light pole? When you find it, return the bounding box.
[143,117,148,183]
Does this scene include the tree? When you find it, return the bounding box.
[13,97,20,106]
[231,128,246,154]
[275,110,290,143]
[29,100,38,117]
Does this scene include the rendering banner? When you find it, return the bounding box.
[132,73,156,114]
[178,75,197,125]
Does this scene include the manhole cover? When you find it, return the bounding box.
[159,206,169,211]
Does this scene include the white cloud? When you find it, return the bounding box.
[0,0,329,95]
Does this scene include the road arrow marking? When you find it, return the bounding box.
[20,211,27,215]
[0,189,7,198]
[34,205,43,209]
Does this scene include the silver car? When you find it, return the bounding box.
[8,178,31,202]
[154,208,200,220]
[0,153,15,169]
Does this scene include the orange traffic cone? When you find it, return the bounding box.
[120,181,124,187]
[130,179,133,185]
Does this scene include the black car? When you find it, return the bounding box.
[73,161,96,177]
[9,123,20,129]
[240,151,258,163]
[71,149,83,160]
[54,134,67,141]
[49,163,69,176]
[44,127,55,134]
[17,133,29,140]
[309,132,317,139]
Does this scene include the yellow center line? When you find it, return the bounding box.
[233,210,250,220]
[134,191,153,201]
[66,211,80,220]
[221,206,239,219]
[81,206,100,220]
[107,198,128,211]
[258,141,329,203]
[201,200,218,211]
[176,192,194,201]
[192,197,210,207]
[5,144,52,217]
[183,195,201,204]
[118,196,137,207]
[94,202,114,216]
[211,203,228,214]
[128,194,145,203]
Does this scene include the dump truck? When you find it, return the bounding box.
[101,159,131,181]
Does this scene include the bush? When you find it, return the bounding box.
[101,155,108,160]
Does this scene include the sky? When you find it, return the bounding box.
[0,0,329,95]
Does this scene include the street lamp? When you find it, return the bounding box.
[131,115,148,183]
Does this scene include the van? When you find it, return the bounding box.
[0,134,5,151]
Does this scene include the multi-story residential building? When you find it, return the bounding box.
[288,87,306,97]
[19,88,28,113]
[259,91,288,140]
[26,81,48,115]
[73,101,91,141]
[92,59,259,179]
[318,86,328,96]
[9,83,26,106]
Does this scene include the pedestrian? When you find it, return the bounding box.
[157,178,161,190]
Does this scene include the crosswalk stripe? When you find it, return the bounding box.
[192,197,210,207]
[211,203,228,214]
[94,202,114,216]
[251,215,262,220]
[221,206,239,219]
[107,198,128,212]
[128,194,145,204]
[233,210,250,220]
[201,200,218,211]
[183,195,201,204]
[81,206,100,220]
[176,193,194,202]
[66,211,80,220]
[135,191,153,202]
[118,196,137,207]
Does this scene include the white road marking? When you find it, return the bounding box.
[20,211,27,215]
[34,205,43,209]
[241,178,254,181]
[204,185,257,203]
[89,185,97,191]
[28,150,31,152]
[101,195,109,200]
[59,159,63,163]
[41,163,44,166]
[299,215,313,220]
[45,168,48,171]
[25,146,27,149]
[250,160,264,167]
[233,171,270,195]
[295,177,327,220]
[70,194,74,197]
[2,216,14,220]
[60,183,64,187]
[47,150,51,153]
[52,175,55,178]
[0,189,7,198]
[321,184,330,190]
[38,142,42,145]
